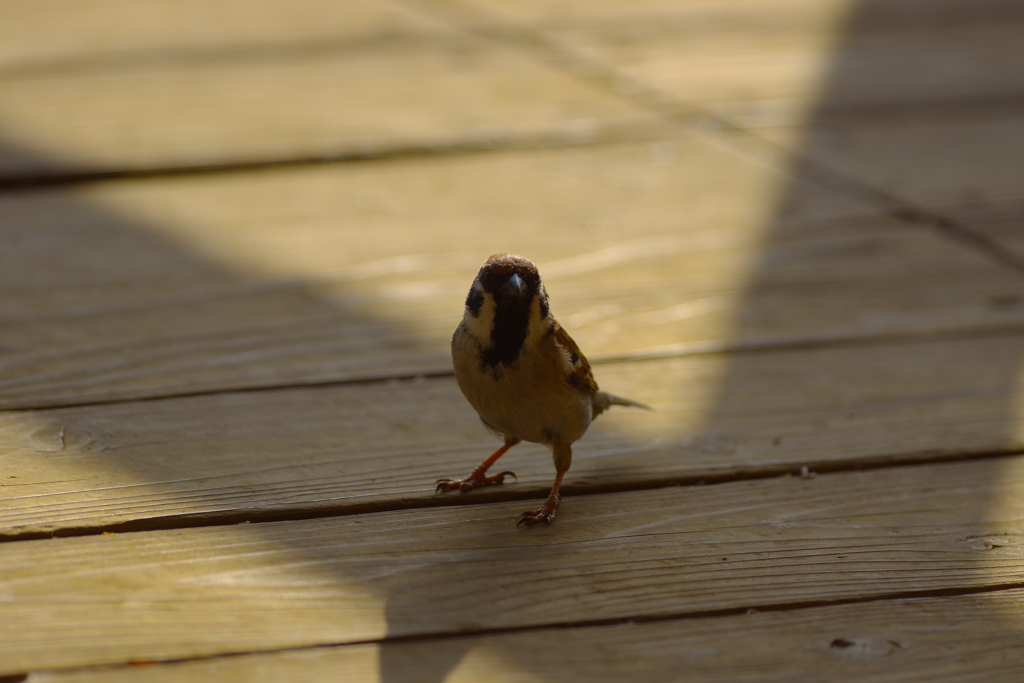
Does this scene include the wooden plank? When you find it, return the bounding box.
[461,0,1024,29]
[451,0,1024,128]
[4,135,1024,409]
[31,589,1024,682]
[761,118,1024,261]
[1,457,1023,673]
[0,0,453,69]
[975,213,1024,266]
[0,24,661,178]
[3,332,1024,536]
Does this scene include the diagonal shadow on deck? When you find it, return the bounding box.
[0,0,1023,679]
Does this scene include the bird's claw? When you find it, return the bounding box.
[517,494,561,527]
[435,470,517,494]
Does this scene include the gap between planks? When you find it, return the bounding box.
[17,579,1024,682]
[2,446,1021,544]
[0,118,664,192]
[5,318,1024,413]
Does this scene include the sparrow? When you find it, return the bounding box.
[438,253,649,526]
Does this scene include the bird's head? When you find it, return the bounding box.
[462,253,552,367]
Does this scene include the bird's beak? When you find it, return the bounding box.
[505,273,525,296]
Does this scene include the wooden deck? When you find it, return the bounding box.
[2,0,1023,680]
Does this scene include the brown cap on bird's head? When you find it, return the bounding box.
[480,253,539,279]
[474,254,543,298]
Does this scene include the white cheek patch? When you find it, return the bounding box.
[464,289,497,343]
[523,294,553,350]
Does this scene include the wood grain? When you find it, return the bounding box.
[32,589,1024,682]
[3,332,1024,537]
[1,457,1023,673]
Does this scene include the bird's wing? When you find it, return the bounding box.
[552,320,600,394]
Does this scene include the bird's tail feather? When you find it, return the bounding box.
[601,392,652,411]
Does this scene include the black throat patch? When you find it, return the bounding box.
[481,293,532,367]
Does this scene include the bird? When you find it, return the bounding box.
[438,253,649,526]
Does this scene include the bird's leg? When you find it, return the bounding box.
[436,438,520,494]
[518,440,570,526]
[517,470,565,526]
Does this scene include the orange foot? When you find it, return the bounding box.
[517,493,561,526]
[435,469,516,494]
[436,440,520,494]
